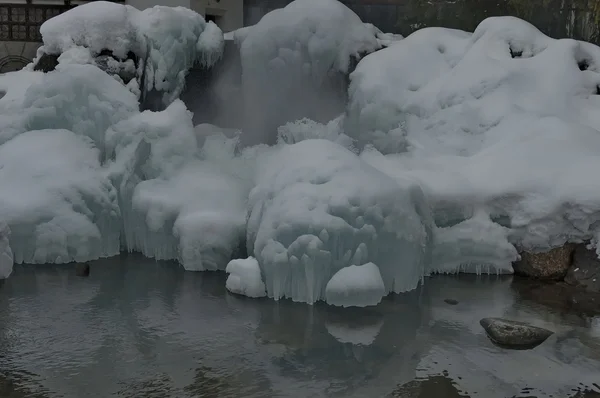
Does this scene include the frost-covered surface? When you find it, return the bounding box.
[236,0,382,144]
[0,223,13,279]
[225,257,267,298]
[325,263,386,307]
[34,1,224,105]
[247,139,431,304]
[348,16,600,258]
[106,101,250,271]
[0,130,120,264]
[1,65,139,150]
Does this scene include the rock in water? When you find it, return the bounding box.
[565,244,600,293]
[513,244,576,280]
[76,263,90,277]
[480,318,553,349]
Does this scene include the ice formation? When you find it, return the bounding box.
[348,16,600,257]
[0,130,120,264]
[106,102,250,271]
[0,223,13,279]
[247,139,431,304]
[33,1,224,105]
[4,0,600,305]
[235,0,383,144]
[225,257,267,298]
[325,263,386,307]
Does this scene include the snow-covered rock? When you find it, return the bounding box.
[0,130,120,264]
[0,223,13,279]
[225,257,267,298]
[33,1,224,106]
[236,0,383,144]
[325,263,386,307]
[247,139,432,304]
[348,16,600,258]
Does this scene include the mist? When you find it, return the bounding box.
[180,38,352,147]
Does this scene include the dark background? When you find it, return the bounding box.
[243,0,600,43]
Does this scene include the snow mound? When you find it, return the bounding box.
[40,1,139,58]
[276,116,354,150]
[348,16,600,254]
[0,130,120,264]
[237,0,382,144]
[135,6,224,105]
[247,139,431,304]
[0,223,13,279]
[36,1,224,105]
[106,101,250,271]
[225,257,267,298]
[325,263,386,307]
[4,64,139,151]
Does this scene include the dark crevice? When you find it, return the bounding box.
[578,59,590,71]
[509,48,523,58]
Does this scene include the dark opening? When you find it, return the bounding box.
[205,14,218,24]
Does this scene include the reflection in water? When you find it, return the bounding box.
[0,254,599,397]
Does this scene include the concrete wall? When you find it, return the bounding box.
[191,0,244,32]
[0,41,40,73]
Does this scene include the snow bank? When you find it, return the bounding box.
[236,0,382,144]
[325,263,386,307]
[40,1,139,58]
[225,257,267,298]
[247,139,431,304]
[0,223,13,279]
[0,130,120,264]
[105,102,251,271]
[348,16,600,257]
[35,1,224,106]
[6,64,139,151]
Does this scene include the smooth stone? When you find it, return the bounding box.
[480,317,553,349]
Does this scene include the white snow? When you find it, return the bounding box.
[236,0,382,143]
[105,101,250,271]
[247,139,431,304]
[325,263,386,307]
[0,223,13,279]
[40,1,139,58]
[225,257,267,298]
[0,130,120,264]
[35,1,224,104]
[5,5,600,306]
[347,16,600,259]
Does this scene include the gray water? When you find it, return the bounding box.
[1,253,599,398]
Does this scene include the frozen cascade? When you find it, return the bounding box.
[325,263,386,307]
[0,223,13,279]
[247,139,432,304]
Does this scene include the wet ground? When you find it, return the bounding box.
[1,252,599,397]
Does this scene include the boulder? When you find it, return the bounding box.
[75,263,90,277]
[565,243,600,293]
[513,244,576,280]
[33,53,59,73]
[480,317,553,349]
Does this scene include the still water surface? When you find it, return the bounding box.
[1,253,599,397]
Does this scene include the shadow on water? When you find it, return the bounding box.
[1,255,600,397]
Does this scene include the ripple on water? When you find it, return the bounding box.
[0,255,599,397]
